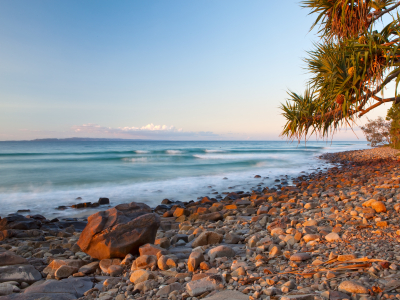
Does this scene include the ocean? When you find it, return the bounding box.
[0,140,369,218]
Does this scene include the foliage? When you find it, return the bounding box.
[281,0,400,141]
[360,116,391,146]
[387,102,400,148]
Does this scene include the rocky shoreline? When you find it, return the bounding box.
[1,146,400,300]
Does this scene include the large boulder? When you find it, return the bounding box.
[77,202,160,260]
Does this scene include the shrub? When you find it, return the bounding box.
[360,117,391,147]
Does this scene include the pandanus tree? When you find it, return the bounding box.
[280,0,400,140]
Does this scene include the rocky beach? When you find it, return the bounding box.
[1,146,400,300]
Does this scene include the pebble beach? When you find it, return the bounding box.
[1,146,400,300]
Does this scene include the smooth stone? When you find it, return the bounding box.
[203,290,248,299]
[338,281,369,294]
[290,253,311,261]
[0,265,42,284]
[325,232,340,242]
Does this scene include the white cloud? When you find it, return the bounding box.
[71,123,218,140]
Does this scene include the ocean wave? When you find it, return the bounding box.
[204,149,225,153]
[134,150,150,154]
[122,157,148,163]
[166,150,183,154]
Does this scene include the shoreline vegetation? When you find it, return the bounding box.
[0,147,400,300]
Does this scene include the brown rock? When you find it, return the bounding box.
[77,202,160,260]
[139,243,165,256]
[191,231,223,248]
[188,251,205,272]
[371,201,386,213]
[338,280,368,294]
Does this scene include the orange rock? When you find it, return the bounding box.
[224,204,237,210]
[376,221,388,227]
[371,201,386,213]
[77,202,160,260]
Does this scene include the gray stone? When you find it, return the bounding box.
[0,292,77,300]
[204,290,248,299]
[281,295,317,300]
[0,252,28,266]
[208,245,235,261]
[290,253,311,261]
[0,264,42,283]
[78,261,99,275]
[0,283,14,296]
[186,275,223,297]
[23,277,93,297]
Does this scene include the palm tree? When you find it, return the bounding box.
[281,0,400,140]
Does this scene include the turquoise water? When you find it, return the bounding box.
[0,140,369,217]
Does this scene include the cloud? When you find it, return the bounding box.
[71,123,219,140]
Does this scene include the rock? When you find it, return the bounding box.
[197,212,223,222]
[156,282,182,297]
[269,246,282,258]
[224,233,243,244]
[281,295,316,300]
[325,232,340,242]
[0,264,42,283]
[0,283,14,296]
[188,251,205,272]
[21,277,93,298]
[77,202,160,259]
[157,255,177,271]
[186,275,223,297]
[203,290,248,300]
[290,253,311,261]
[108,265,123,276]
[155,237,170,249]
[208,245,235,261]
[134,279,158,292]
[0,215,41,231]
[99,258,121,274]
[130,270,155,284]
[303,234,319,243]
[371,201,386,213]
[173,207,189,218]
[337,254,356,261]
[338,280,369,294]
[44,259,85,277]
[55,265,78,279]
[0,251,28,266]
[139,243,165,256]
[191,231,223,248]
[257,206,270,215]
[98,197,110,205]
[132,255,157,270]
[329,290,351,300]
[78,261,99,275]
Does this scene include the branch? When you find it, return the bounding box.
[371,1,400,21]
[359,97,396,117]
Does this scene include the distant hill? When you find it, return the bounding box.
[30,137,150,142]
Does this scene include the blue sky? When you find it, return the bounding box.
[0,0,393,140]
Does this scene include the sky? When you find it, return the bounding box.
[0,0,395,141]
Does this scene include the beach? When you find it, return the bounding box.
[0,146,399,300]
